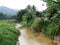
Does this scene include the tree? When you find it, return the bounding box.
[41,0,60,38]
[0,12,6,20]
[0,12,4,19]
[32,5,36,13]
[16,9,28,22]
[43,0,60,5]
[16,5,36,22]
[35,11,43,17]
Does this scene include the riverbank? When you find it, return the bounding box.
[15,23,54,45]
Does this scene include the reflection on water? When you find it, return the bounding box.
[16,24,54,45]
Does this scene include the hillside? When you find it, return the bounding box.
[0,6,18,15]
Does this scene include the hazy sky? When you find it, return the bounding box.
[0,0,47,11]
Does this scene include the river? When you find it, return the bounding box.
[15,24,54,45]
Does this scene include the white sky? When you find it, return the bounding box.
[0,0,47,11]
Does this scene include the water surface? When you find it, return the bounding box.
[15,24,54,45]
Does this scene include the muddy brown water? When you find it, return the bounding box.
[15,24,54,45]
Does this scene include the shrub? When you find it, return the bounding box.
[0,20,20,45]
[44,15,60,37]
[31,18,49,33]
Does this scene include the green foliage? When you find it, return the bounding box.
[16,9,28,22]
[0,12,6,20]
[16,5,36,27]
[16,3,60,38]
[22,11,35,26]
[45,23,58,36]
[0,12,15,20]
[42,0,60,37]
[0,20,20,45]
[43,0,60,6]
[35,11,43,17]
[31,18,49,33]
[20,21,28,27]
[31,19,42,32]
[16,5,42,23]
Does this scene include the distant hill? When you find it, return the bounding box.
[0,6,18,15]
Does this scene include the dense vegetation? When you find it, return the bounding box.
[0,12,15,20]
[0,0,60,45]
[16,0,60,39]
[0,20,20,45]
[0,7,19,45]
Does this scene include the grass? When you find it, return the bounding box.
[0,20,20,45]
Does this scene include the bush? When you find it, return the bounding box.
[20,21,28,27]
[0,20,20,45]
[44,15,60,37]
[31,18,49,33]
